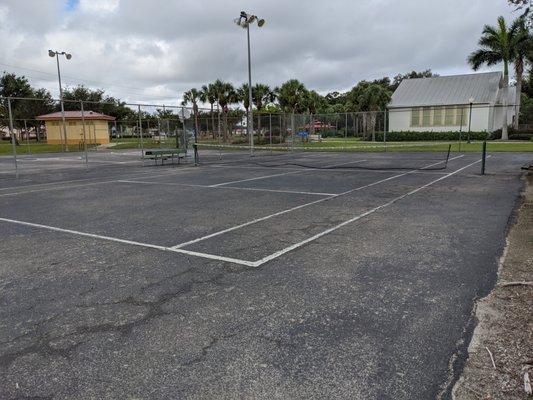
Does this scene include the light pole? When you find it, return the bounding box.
[467,97,474,144]
[49,49,72,151]
[235,11,265,156]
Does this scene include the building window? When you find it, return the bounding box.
[455,107,468,126]
[68,121,76,126]
[444,107,455,125]
[422,107,431,126]
[411,108,421,127]
[410,106,471,127]
[433,107,443,126]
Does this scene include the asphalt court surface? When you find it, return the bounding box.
[0,149,531,399]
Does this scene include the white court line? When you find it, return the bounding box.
[170,154,464,249]
[0,180,121,197]
[0,155,476,268]
[0,167,199,197]
[252,157,485,267]
[207,169,308,187]
[0,217,256,267]
[207,159,367,187]
[18,157,139,165]
[0,177,107,191]
[207,164,449,175]
[117,180,337,196]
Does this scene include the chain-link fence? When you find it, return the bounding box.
[0,96,199,177]
[2,95,524,178]
[193,110,388,147]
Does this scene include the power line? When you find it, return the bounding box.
[0,62,158,97]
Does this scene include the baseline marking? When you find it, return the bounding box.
[252,157,484,266]
[170,155,464,249]
[0,217,256,267]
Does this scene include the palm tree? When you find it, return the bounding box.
[276,80,308,141]
[181,88,201,139]
[200,83,218,139]
[358,84,392,141]
[237,83,251,114]
[511,17,532,128]
[276,79,308,113]
[212,79,237,142]
[252,83,275,138]
[468,16,527,140]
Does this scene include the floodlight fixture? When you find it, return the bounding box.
[66,53,72,60]
[48,49,55,57]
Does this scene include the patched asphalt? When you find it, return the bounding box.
[0,149,530,399]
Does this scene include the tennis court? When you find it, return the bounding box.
[0,147,529,399]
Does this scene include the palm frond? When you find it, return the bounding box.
[468,49,500,69]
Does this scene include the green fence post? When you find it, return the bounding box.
[481,140,487,175]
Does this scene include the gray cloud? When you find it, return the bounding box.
[0,0,517,105]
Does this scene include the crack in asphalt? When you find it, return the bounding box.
[0,269,229,370]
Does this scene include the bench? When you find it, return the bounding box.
[309,134,322,142]
[143,148,186,165]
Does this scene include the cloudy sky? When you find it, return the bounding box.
[0,0,518,106]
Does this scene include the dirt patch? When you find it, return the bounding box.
[452,173,533,399]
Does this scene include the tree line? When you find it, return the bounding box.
[0,69,434,139]
[178,73,432,140]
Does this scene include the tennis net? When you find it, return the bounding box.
[194,142,455,171]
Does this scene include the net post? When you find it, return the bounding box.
[481,140,487,175]
[7,98,18,178]
[445,144,452,168]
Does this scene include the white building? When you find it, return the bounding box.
[388,72,515,133]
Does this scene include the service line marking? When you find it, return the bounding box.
[170,155,464,249]
[117,180,337,196]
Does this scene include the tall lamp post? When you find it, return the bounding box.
[235,11,265,156]
[467,97,474,144]
[49,50,72,151]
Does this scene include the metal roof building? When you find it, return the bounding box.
[388,72,515,108]
[387,72,516,133]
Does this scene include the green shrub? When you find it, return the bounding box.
[318,130,338,138]
[377,131,489,141]
[509,133,533,140]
